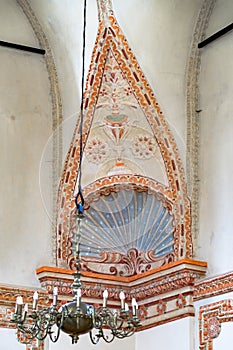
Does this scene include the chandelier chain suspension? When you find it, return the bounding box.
[78,0,86,198]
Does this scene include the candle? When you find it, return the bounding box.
[77,288,82,308]
[103,289,108,308]
[23,303,28,320]
[125,303,129,312]
[119,291,125,310]
[131,298,137,316]
[53,287,58,306]
[15,296,23,315]
[14,297,18,313]
[32,291,38,310]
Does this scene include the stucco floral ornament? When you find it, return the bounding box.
[132,135,157,159]
[137,305,148,320]
[85,138,109,164]
[176,294,186,309]
[157,300,167,315]
[207,316,221,339]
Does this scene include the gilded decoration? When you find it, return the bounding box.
[56,0,192,270]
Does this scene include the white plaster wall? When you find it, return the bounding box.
[0,320,194,350]
[0,324,135,350]
[0,0,53,286]
[114,0,202,162]
[48,331,135,350]
[28,0,201,165]
[0,328,25,349]
[197,0,233,275]
[136,318,194,350]
[28,0,98,160]
[213,322,233,349]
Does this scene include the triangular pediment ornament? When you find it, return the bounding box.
[56,0,192,272]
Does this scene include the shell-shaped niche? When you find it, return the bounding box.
[71,187,174,261]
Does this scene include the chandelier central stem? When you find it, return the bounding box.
[72,212,83,305]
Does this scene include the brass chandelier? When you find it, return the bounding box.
[11,0,141,345]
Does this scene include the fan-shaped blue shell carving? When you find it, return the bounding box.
[78,189,174,258]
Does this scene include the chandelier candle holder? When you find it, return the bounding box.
[11,209,141,345]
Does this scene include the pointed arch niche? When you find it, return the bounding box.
[56,0,192,271]
[37,1,208,331]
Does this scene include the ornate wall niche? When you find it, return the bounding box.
[199,299,233,350]
[66,178,175,274]
[56,0,192,270]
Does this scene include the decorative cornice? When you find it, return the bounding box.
[36,258,207,283]
[36,270,201,301]
[3,271,233,347]
[35,259,207,330]
[0,285,49,306]
[0,260,209,334]
[194,271,233,301]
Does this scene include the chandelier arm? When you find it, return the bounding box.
[15,314,48,343]
[101,329,115,343]
[34,322,50,342]
[89,329,101,345]
[112,319,140,339]
[92,314,102,329]
[92,307,113,329]
[113,327,134,339]
[19,322,49,343]
[30,308,58,341]
[56,309,64,328]
[35,330,49,342]
[111,314,124,330]
[49,326,61,343]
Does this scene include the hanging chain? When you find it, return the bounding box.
[76,0,87,214]
[73,0,87,301]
